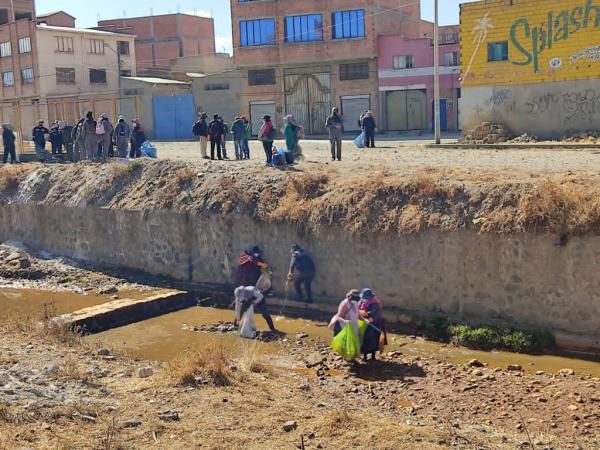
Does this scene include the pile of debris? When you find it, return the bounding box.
[561,131,600,143]
[459,122,511,144]
[509,133,540,143]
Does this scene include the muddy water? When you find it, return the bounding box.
[0,288,163,321]
[88,306,600,377]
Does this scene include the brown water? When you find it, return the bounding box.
[87,305,600,377]
[0,287,163,321]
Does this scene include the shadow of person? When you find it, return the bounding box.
[349,359,426,382]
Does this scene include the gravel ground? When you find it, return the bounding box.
[154,139,600,177]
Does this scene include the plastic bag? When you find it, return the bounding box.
[331,323,360,361]
[255,272,272,293]
[354,132,366,149]
[358,319,367,342]
[240,304,257,339]
[141,141,157,158]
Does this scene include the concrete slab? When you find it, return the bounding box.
[60,290,195,334]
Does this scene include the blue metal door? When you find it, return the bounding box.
[153,95,196,140]
[432,99,448,133]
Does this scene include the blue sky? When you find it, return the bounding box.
[36,0,477,53]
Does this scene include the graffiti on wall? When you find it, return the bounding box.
[463,13,494,80]
[563,90,600,124]
[570,45,600,63]
[526,93,559,115]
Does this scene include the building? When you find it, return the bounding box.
[0,4,137,140]
[97,14,216,74]
[378,26,460,132]
[460,0,600,138]
[230,0,432,135]
[36,10,75,28]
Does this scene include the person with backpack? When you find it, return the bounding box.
[129,119,146,159]
[114,116,131,158]
[2,124,17,164]
[32,120,51,162]
[258,115,275,166]
[192,112,209,159]
[49,121,63,155]
[96,113,113,163]
[208,114,224,160]
[231,116,247,160]
[82,112,97,161]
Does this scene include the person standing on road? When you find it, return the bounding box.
[242,116,251,159]
[193,112,209,159]
[114,116,131,158]
[49,121,63,155]
[326,107,344,161]
[287,244,316,304]
[220,116,229,159]
[129,119,146,159]
[32,120,51,163]
[96,113,113,163]
[82,112,97,161]
[208,114,224,160]
[231,115,247,160]
[258,115,275,166]
[2,124,17,164]
[362,111,377,148]
[60,121,74,160]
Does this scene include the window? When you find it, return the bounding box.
[18,37,31,54]
[21,68,33,84]
[488,41,508,62]
[0,41,11,57]
[89,39,105,54]
[444,51,459,66]
[56,67,75,83]
[89,68,107,84]
[0,9,8,25]
[56,36,73,53]
[3,71,14,87]
[248,69,276,86]
[393,55,414,69]
[239,19,276,47]
[204,83,230,91]
[285,14,323,43]
[117,41,130,55]
[339,62,369,81]
[332,9,365,39]
[14,11,32,21]
[442,32,458,44]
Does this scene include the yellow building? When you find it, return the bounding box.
[459,0,600,138]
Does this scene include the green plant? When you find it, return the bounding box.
[421,316,451,341]
[450,325,502,350]
[502,330,532,353]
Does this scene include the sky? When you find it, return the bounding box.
[35,0,479,53]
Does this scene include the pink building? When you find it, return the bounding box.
[377,26,460,132]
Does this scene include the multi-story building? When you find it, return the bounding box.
[378,25,460,132]
[97,14,216,74]
[230,0,431,134]
[0,3,136,139]
[460,0,600,138]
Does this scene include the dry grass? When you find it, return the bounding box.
[165,344,231,387]
[59,354,88,382]
[0,165,28,192]
[237,341,271,374]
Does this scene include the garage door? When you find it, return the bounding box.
[386,89,427,131]
[153,94,196,140]
[250,101,276,137]
[341,96,370,132]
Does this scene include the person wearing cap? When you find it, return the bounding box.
[359,288,386,361]
[361,111,377,148]
[231,115,247,160]
[258,115,275,165]
[325,107,344,161]
[114,116,131,158]
[32,120,50,162]
[287,244,316,304]
[192,112,209,159]
[234,245,267,288]
[2,124,16,164]
[96,113,113,163]
[49,121,63,156]
[208,113,224,160]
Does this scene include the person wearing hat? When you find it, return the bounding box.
[242,115,251,159]
[234,245,267,288]
[258,115,275,165]
[2,124,17,164]
[114,115,131,158]
[129,119,146,159]
[329,289,361,340]
[96,113,113,163]
[325,107,344,161]
[231,115,247,160]
[361,111,377,148]
[48,121,63,156]
[192,112,209,159]
[82,112,98,161]
[208,113,224,160]
[287,244,316,304]
[32,119,50,162]
[358,288,386,361]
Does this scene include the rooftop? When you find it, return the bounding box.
[36,24,136,38]
[122,77,189,85]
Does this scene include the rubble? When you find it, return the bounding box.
[459,122,512,144]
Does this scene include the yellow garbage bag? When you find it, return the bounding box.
[331,323,360,361]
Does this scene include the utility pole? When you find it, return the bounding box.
[433,0,441,144]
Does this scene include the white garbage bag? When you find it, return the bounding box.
[239,304,257,339]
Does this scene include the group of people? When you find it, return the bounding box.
[28,113,147,163]
[231,243,385,362]
[192,113,233,161]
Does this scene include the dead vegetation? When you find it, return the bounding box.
[165,344,231,387]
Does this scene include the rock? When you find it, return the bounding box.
[122,419,141,428]
[18,258,31,269]
[567,404,578,411]
[467,359,485,368]
[507,364,522,372]
[283,420,298,432]
[138,367,153,378]
[305,352,324,368]
[98,286,118,295]
[471,369,483,376]
[298,383,310,391]
[559,368,575,377]
[158,410,180,421]
[5,251,21,262]
[535,371,545,376]
[296,332,308,339]
[97,348,111,356]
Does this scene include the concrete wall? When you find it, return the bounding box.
[0,203,598,348]
[192,71,241,122]
[461,78,600,138]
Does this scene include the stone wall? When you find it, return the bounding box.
[0,203,598,350]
